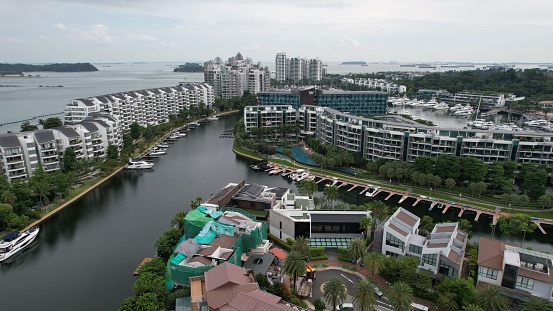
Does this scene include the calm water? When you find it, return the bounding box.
[0,64,550,310]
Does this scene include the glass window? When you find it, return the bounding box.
[516,276,534,290]
[478,266,498,280]
[421,254,437,266]
[385,232,404,250]
[408,244,423,255]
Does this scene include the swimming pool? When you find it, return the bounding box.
[275,144,320,166]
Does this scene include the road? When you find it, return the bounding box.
[309,269,394,311]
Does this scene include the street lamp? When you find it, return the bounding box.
[459,194,462,202]
[430,187,432,198]
[508,203,511,213]
[389,179,392,186]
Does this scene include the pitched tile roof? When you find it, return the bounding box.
[477,237,517,270]
[395,209,417,227]
[220,290,296,311]
[269,248,288,260]
[204,262,253,291]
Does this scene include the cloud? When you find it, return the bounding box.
[175,23,195,32]
[55,23,112,44]
[338,36,360,48]
[160,41,178,47]
[127,34,157,42]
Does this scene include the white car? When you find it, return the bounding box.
[336,303,353,311]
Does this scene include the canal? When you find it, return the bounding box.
[0,113,551,310]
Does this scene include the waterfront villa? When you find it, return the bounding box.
[373,207,467,278]
[477,237,553,301]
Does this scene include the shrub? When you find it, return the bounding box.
[309,255,329,261]
[268,233,292,251]
[309,247,325,257]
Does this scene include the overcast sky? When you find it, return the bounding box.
[2,0,551,64]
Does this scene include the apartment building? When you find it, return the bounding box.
[0,116,119,181]
[275,53,288,82]
[375,207,467,278]
[342,77,407,94]
[273,53,324,82]
[64,83,213,130]
[204,52,270,99]
[243,105,297,133]
[477,237,553,301]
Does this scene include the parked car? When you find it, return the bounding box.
[373,285,383,297]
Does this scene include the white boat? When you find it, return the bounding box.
[177,132,187,137]
[468,119,485,128]
[296,172,310,182]
[365,186,381,198]
[126,158,154,169]
[326,177,339,187]
[148,148,166,156]
[432,102,449,110]
[169,133,180,139]
[481,121,494,129]
[449,103,464,112]
[0,227,40,262]
[156,143,170,148]
[207,116,219,121]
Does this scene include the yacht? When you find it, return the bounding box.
[156,143,170,149]
[432,102,449,110]
[481,121,495,130]
[468,119,485,128]
[365,186,381,198]
[207,116,219,121]
[168,132,180,139]
[148,147,167,156]
[0,227,40,262]
[295,172,310,182]
[449,103,464,112]
[126,158,154,169]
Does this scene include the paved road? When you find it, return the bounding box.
[309,269,394,311]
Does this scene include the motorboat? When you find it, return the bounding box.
[188,122,200,128]
[432,102,449,110]
[481,121,494,130]
[365,186,381,198]
[156,143,169,149]
[295,172,310,182]
[148,147,166,156]
[0,227,40,262]
[126,158,154,169]
[173,131,187,137]
[468,119,485,128]
[168,132,180,139]
[449,103,464,112]
[207,116,219,121]
[326,177,339,187]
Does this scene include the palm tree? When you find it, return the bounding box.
[367,200,389,226]
[418,215,434,236]
[475,285,508,311]
[298,179,318,198]
[462,304,484,311]
[387,281,414,311]
[322,276,347,311]
[347,238,366,269]
[195,196,203,206]
[293,236,311,258]
[353,278,376,311]
[323,185,339,209]
[363,252,384,276]
[520,296,553,311]
[283,250,306,294]
[359,216,371,239]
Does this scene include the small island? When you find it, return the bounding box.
[0,63,99,75]
[173,63,203,73]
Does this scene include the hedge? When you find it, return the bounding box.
[338,255,353,262]
[310,247,325,257]
[268,233,292,251]
[309,255,328,261]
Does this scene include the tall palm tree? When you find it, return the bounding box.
[359,216,371,239]
[347,238,366,268]
[520,296,553,311]
[363,252,384,276]
[353,278,376,311]
[323,185,339,209]
[387,281,414,311]
[418,215,434,236]
[293,236,311,259]
[195,196,203,206]
[462,304,484,311]
[298,179,318,198]
[367,200,389,228]
[283,250,306,294]
[322,276,347,311]
[475,285,508,311]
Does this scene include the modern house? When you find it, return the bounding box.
[375,207,467,278]
[477,237,553,301]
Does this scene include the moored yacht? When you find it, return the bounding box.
[207,116,219,121]
[0,227,40,262]
[126,158,154,169]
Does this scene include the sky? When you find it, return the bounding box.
[1,0,552,64]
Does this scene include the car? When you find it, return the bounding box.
[337,303,354,311]
[373,285,383,297]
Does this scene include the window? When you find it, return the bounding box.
[421,254,437,266]
[408,244,423,255]
[386,233,405,250]
[478,266,498,280]
[440,262,458,277]
[516,276,534,290]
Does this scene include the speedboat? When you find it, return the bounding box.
[148,147,166,156]
[168,133,180,139]
[0,227,40,262]
[432,102,449,110]
[173,131,187,137]
[126,158,154,169]
[365,186,381,198]
[156,143,169,149]
[207,116,219,121]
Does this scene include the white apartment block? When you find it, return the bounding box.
[376,207,467,278]
[204,52,270,99]
[478,237,553,301]
[342,77,407,94]
[64,83,213,130]
[275,53,288,82]
[275,54,323,82]
[0,115,119,181]
[450,92,506,107]
[243,105,297,133]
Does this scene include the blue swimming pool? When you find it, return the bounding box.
[275,145,320,166]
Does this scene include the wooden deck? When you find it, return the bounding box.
[133,257,153,276]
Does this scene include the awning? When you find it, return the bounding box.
[269,248,288,260]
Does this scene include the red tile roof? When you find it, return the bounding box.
[220,289,296,311]
[395,210,417,227]
[477,237,517,270]
[269,248,288,260]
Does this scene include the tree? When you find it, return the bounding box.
[520,296,553,311]
[137,257,167,276]
[62,147,78,173]
[255,273,272,290]
[153,228,183,260]
[387,281,414,311]
[538,194,553,210]
[135,292,164,311]
[445,178,456,190]
[497,213,536,242]
[293,236,311,259]
[119,296,137,311]
[353,278,376,311]
[359,216,371,239]
[313,298,326,311]
[129,122,141,140]
[29,164,52,208]
[297,179,318,198]
[435,276,476,310]
[283,250,306,294]
[347,238,366,269]
[475,285,507,311]
[323,185,339,209]
[364,251,384,276]
[41,117,63,129]
[106,144,119,161]
[322,276,347,311]
[132,271,166,297]
[419,215,434,236]
[458,219,474,238]
[463,304,484,311]
[20,121,38,132]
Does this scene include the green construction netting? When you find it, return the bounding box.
[211,211,223,219]
[183,209,211,238]
[211,221,235,236]
[165,255,175,290]
[227,243,242,266]
[194,229,216,244]
[170,260,214,286]
[170,253,186,265]
[196,206,207,213]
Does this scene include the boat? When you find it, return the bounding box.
[0,227,40,262]
[449,103,464,112]
[176,131,187,137]
[168,133,180,139]
[468,119,485,128]
[207,116,219,121]
[481,121,494,130]
[156,143,169,149]
[148,147,167,156]
[432,102,449,110]
[188,122,200,128]
[365,186,381,198]
[126,158,154,170]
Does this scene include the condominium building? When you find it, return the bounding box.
[274,53,324,82]
[64,83,213,130]
[374,207,467,278]
[0,115,120,181]
[244,104,553,166]
[275,53,288,82]
[257,87,388,115]
[342,77,407,94]
[477,237,553,301]
[204,52,270,98]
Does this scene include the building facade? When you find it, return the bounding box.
[64,83,213,130]
[477,237,553,301]
[204,52,270,99]
[0,115,120,181]
[273,53,324,82]
[375,207,467,278]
